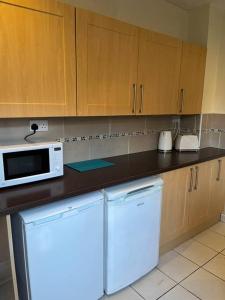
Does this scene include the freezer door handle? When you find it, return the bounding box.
[127,185,155,196]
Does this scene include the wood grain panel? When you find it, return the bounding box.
[76,8,138,116]
[0,1,76,117]
[179,42,206,114]
[188,162,212,228]
[209,158,225,217]
[160,167,189,246]
[138,30,182,115]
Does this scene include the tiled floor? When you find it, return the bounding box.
[103,222,225,300]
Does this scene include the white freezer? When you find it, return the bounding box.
[12,191,104,300]
[104,176,163,294]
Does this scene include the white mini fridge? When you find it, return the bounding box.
[12,192,104,300]
[104,176,163,295]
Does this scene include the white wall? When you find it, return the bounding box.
[63,0,189,40]
[188,4,210,46]
[202,5,225,113]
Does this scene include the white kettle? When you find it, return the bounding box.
[158,131,172,152]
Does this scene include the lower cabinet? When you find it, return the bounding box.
[187,162,211,229]
[209,158,225,218]
[160,168,189,246]
[160,159,225,249]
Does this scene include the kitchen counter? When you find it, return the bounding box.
[1,147,225,216]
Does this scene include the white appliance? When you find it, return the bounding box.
[175,135,199,152]
[0,142,63,188]
[104,176,163,295]
[12,192,104,300]
[158,131,172,152]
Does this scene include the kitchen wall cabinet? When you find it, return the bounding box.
[76,9,206,116]
[0,0,76,118]
[209,158,225,218]
[178,43,207,114]
[0,1,207,118]
[160,167,189,246]
[137,30,182,115]
[76,8,139,116]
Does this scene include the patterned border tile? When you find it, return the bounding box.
[56,128,174,143]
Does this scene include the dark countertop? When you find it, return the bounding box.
[1,147,225,216]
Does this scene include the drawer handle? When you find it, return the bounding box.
[194,166,199,190]
[179,88,184,113]
[132,83,137,113]
[216,159,222,181]
[189,167,194,192]
[139,84,144,113]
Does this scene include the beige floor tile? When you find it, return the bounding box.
[158,251,198,282]
[175,239,217,266]
[203,254,225,281]
[132,268,176,300]
[159,285,199,300]
[181,269,225,300]
[102,287,142,300]
[210,222,225,236]
[194,229,225,252]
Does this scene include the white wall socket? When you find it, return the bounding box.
[30,120,48,132]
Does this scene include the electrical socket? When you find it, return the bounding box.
[30,120,48,132]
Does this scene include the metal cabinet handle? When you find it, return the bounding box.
[216,159,222,181]
[189,168,194,192]
[132,84,137,113]
[194,166,199,190]
[179,88,184,113]
[139,84,144,113]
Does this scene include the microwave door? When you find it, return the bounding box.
[3,149,50,181]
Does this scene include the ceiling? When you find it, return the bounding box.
[166,0,225,10]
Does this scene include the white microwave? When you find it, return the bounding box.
[0,142,63,189]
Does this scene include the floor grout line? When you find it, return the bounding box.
[177,284,202,300]
[172,248,211,267]
[155,283,180,299]
[201,266,225,283]
[192,237,225,253]
[130,285,146,300]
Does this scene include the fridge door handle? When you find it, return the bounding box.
[127,185,154,196]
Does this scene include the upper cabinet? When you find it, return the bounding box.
[0,2,207,118]
[137,30,182,115]
[0,0,76,117]
[76,9,206,116]
[76,9,139,116]
[178,43,207,115]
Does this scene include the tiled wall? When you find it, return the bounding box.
[180,115,201,135]
[0,116,176,163]
[201,114,225,149]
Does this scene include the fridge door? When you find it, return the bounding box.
[21,199,104,300]
[105,186,162,294]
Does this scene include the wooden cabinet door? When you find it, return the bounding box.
[188,162,212,229]
[209,158,225,218]
[76,9,138,116]
[137,30,182,115]
[179,43,206,115]
[0,0,76,117]
[160,167,189,246]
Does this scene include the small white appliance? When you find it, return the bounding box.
[0,142,63,188]
[104,176,163,295]
[12,191,104,300]
[175,135,199,152]
[158,131,172,152]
